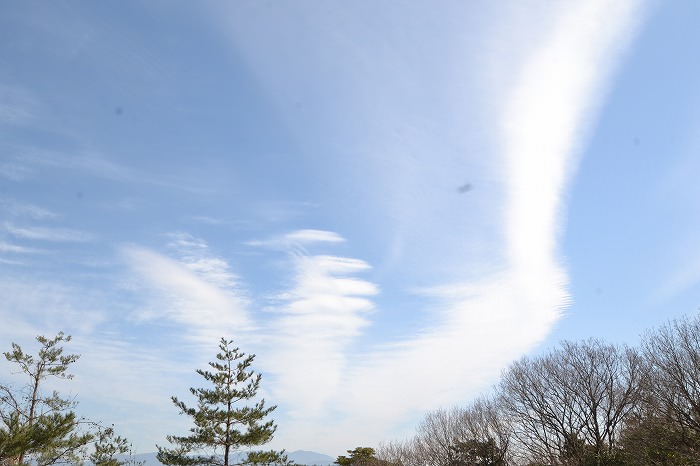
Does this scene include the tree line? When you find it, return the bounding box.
[6,312,700,466]
[366,313,700,465]
[0,334,288,466]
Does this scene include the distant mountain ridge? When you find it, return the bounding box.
[287,450,335,465]
[126,450,334,465]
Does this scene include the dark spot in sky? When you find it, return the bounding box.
[457,183,472,193]
[633,136,640,145]
[595,287,603,295]
[114,107,123,115]
[76,191,84,199]
[294,101,303,111]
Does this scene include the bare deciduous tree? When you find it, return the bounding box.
[452,397,512,465]
[379,397,512,466]
[499,339,644,465]
[375,439,416,466]
[642,315,700,434]
[412,407,462,466]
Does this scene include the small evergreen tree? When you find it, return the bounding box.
[335,447,383,466]
[0,332,137,466]
[89,425,145,466]
[0,332,92,465]
[449,438,507,466]
[157,338,288,466]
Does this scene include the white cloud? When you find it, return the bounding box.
[0,1,650,457]
[0,199,57,219]
[261,249,379,420]
[503,0,645,277]
[4,146,206,193]
[166,232,245,292]
[248,229,346,250]
[122,242,252,344]
[0,276,193,453]
[0,278,108,345]
[0,241,42,254]
[4,223,93,242]
[285,229,346,244]
[7,148,133,181]
[245,0,647,454]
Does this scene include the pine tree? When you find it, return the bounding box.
[335,447,381,466]
[157,338,289,466]
[89,426,145,466]
[0,333,140,466]
[0,332,93,466]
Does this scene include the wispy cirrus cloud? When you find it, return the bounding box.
[119,229,378,421]
[259,238,379,419]
[4,149,142,185]
[219,0,649,453]
[0,199,58,220]
[167,232,244,291]
[2,145,210,194]
[344,0,643,397]
[0,241,43,254]
[284,229,345,245]
[0,277,108,344]
[4,223,93,242]
[0,0,651,457]
[102,0,648,454]
[503,0,645,277]
[247,229,346,250]
[122,239,252,344]
[0,274,191,452]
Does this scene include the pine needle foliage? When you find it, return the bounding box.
[157,338,288,466]
[0,332,90,466]
[1,332,138,466]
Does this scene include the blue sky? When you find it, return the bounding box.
[1,0,700,457]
